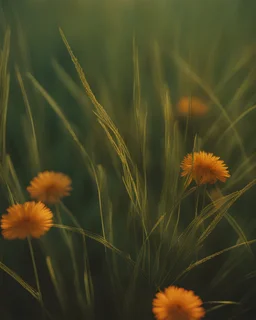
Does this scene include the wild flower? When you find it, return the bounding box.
[181,151,230,185]
[27,171,72,204]
[1,201,53,239]
[152,285,205,320]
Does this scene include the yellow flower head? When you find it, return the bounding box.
[27,171,72,204]
[181,151,230,185]
[1,201,53,240]
[152,285,205,320]
[177,96,208,116]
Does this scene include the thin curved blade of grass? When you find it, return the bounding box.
[59,203,95,309]
[0,28,10,75]
[46,256,67,314]
[214,50,253,94]
[0,28,10,166]
[92,164,107,240]
[196,195,238,245]
[159,193,232,285]
[216,104,256,145]
[15,66,40,172]
[133,36,141,118]
[52,59,89,108]
[124,214,165,310]
[160,120,182,235]
[135,108,148,221]
[149,215,166,238]
[224,212,253,256]
[207,188,252,249]
[55,205,87,316]
[224,153,256,191]
[151,41,165,101]
[164,186,197,232]
[0,261,38,299]
[205,300,240,313]
[123,244,148,312]
[171,204,181,244]
[180,179,256,243]
[133,38,148,210]
[205,299,241,314]
[0,162,16,205]
[97,181,124,297]
[183,96,193,144]
[27,237,43,311]
[60,202,79,227]
[206,303,239,313]
[209,247,248,289]
[226,70,255,111]
[159,87,173,213]
[173,239,256,283]
[142,214,166,279]
[53,224,134,266]
[5,154,25,203]
[245,271,256,280]
[197,179,256,246]
[205,300,240,305]
[27,73,94,173]
[180,192,235,240]
[175,189,244,269]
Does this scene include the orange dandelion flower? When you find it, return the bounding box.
[27,171,72,204]
[177,96,208,116]
[180,151,230,185]
[152,285,205,320]
[1,201,53,240]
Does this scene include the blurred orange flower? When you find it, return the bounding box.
[181,151,230,185]
[152,285,205,320]
[27,171,72,204]
[1,201,53,240]
[177,96,208,116]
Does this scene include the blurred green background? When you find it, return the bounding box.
[1,0,256,319]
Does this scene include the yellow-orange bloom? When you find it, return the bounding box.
[181,151,230,185]
[177,96,208,116]
[27,171,72,204]
[1,201,53,240]
[152,285,205,320]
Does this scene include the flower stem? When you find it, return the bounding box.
[195,187,201,260]
[60,202,95,315]
[55,204,87,316]
[200,185,207,232]
[27,237,44,318]
[195,186,200,218]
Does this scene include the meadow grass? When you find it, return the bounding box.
[1,1,256,319]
